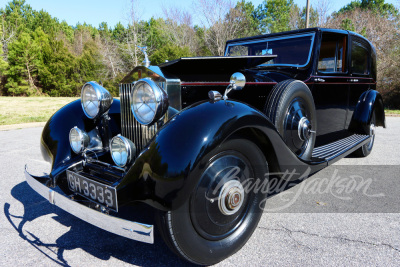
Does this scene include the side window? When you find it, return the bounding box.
[318,34,347,73]
[228,45,249,56]
[351,41,369,75]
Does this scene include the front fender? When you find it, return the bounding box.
[117,100,310,210]
[349,90,386,134]
[40,99,121,179]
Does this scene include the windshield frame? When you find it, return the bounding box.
[224,32,316,68]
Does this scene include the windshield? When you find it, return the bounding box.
[225,33,315,67]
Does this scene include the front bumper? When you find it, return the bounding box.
[24,167,154,244]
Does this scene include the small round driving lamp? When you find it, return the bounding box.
[69,127,89,154]
[110,135,136,167]
[130,78,168,125]
[81,81,113,119]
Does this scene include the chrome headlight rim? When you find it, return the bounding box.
[110,135,136,167]
[69,126,89,154]
[81,81,113,119]
[130,78,168,126]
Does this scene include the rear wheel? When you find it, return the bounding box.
[265,79,317,160]
[353,111,376,157]
[156,138,268,265]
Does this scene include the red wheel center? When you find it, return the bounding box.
[226,189,242,210]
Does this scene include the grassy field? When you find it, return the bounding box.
[385,110,400,115]
[0,96,399,126]
[0,97,78,125]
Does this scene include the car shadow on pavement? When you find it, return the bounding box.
[5,181,194,267]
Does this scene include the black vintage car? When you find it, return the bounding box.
[25,28,385,265]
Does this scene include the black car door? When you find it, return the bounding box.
[346,36,373,129]
[312,31,350,145]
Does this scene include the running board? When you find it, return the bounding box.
[312,134,370,162]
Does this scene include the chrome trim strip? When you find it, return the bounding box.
[25,169,154,244]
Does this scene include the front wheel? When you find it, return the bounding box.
[156,139,268,265]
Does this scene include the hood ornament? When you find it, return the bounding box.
[138,46,150,67]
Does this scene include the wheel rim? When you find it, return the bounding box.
[190,152,254,241]
[282,97,314,157]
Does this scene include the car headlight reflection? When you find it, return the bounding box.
[81,82,113,119]
[69,127,89,154]
[110,135,136,167]
[130,78,168,125]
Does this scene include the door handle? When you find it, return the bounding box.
[314,78,325,83]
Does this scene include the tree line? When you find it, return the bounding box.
[0,0,399,108]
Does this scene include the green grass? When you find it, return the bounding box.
[385,110,400,115]
[0,97,78,125]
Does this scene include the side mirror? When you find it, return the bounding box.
[223,72,246,100]
[230,72,246,90]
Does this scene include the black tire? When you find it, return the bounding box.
[264,79,317,160]
[353,111,376,157]
[156,139,268,265]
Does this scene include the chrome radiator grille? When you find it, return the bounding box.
[120,83,157,156]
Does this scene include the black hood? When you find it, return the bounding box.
[158,55,276,82]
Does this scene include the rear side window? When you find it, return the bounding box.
[318,34,347,73]
[351,41,369,75]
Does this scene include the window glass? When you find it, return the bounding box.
[351,41,369,74]
[225,33,315,67]
[318,35,347,73]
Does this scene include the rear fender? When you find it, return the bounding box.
[349,90,386,134]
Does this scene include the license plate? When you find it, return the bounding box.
[66,170,118,211]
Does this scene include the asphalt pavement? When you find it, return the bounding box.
[0,117,399,266]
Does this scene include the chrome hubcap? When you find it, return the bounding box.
[191,153,253,240]
[298,117,312,141]
[283,97,314,158]
[218,180,244,216]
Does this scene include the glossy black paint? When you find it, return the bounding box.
[349,89,386,133]
[39,28,384,211]
[181,68,307,110]
[159,55,277,74]
[115,99,322,210]
[40,99,121,185]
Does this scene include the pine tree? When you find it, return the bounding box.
[0,29,8,76]
[6,30,42,95]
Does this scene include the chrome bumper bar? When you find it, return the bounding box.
[24,168,154,244]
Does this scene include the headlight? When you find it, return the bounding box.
[81,82,113,119]
[110,135,136,167]
[130,78,168,125]
[69,127,89,154]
